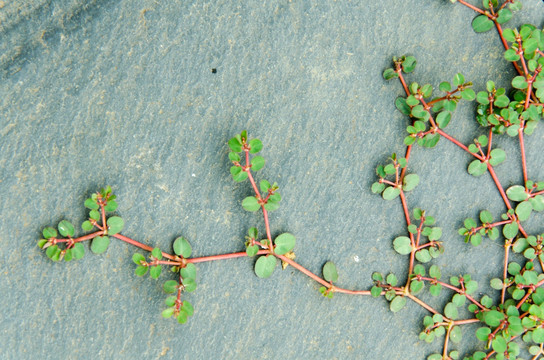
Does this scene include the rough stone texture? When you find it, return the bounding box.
[1,1,543,359]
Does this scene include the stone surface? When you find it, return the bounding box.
[1,1,543,359]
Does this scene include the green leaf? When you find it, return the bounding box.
[439,81,451,92]
[436,111,451,128]
[132,253,146,265]
[410,280,424,294]
[372,272,383,282]
[264,202,280,211]
[173,237,192,258]
[461,88,476,101]
[382,186,400,200]
[134,265,148,276]
[413,264,425,276]
[91,236,110,254]
[453,73,465,87]
[63,248,73,262]
[248,139,263,154]
[274,233,296,255]
[428,227,442,241]
[371,286,382,297]
[43,227,57,239]
[468,160,487,177]
[179,263,197,280]
[479,210,493,224]
[260,180,271,193]
[250,156,265,171]
[246,245,259,257]
[165,296,176,307]
[229,152,241,162]
[429,265,441,279]
[104,200,118,212]
[84,198,99,210]
[183,279,196,292]
[181,301,194,317]
[393,236,412,255]
[533,328,544,343]
[242,196,261,212]
[504,48,520,62]
[395,97,411,116]
[411,105,429,119]
[177,312,188,324]
[506,185,528,201]
[472,15,494,33]
[429,284,442,296]
[323,261,339,282]
[503,222,519,239]
[390,296,406,312]
[383,68,398,80]
[496,8,512,24]
[232,169,248,182]
[450,326,462,344]
[470,233,482,246]
[163,280,178,293]
[162,307,174,319]
[106,216,124,235]
[150,266,162,279]
[72,243,85,260]
[406,95,420,107]
[452,294,466,307]
[415,249,431,263]
[508,1,522,11]
[421,84,433,98]
[151,247,163,260]
[89,210,100,221]
[512,76,528,89]
[371,182,385,194]
[476,327,491,341]
[530,195,544,211]
[46,244,60,261]
[515,201,532,222]
[402,174,419,192]
[228,137,242,152]
[81,221,93,231]
[386,273,398,286]
[402,56,417,73]
[465,280,478,294]
[58,220,75,237]
[444,302,458,320]
[484,310,505,327]
[492,335,507,353]
[490,278,503,290]
[489,149,505,166]
[254,255,277,279]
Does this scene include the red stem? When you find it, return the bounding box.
[436,129,485,161]
[457,0,487,15]
[111,233,177,260]
[188,250,268,264]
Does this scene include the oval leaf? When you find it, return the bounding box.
[173,237,192,258]
[91,236,110,254]
[274,233,295,255]
[393,236,412,255]
[58,220,75,237]
[472,15,494,33]
[323,261,338,282]
[242,196,261,212]
[107,216,124,235]
[254,255,277,279]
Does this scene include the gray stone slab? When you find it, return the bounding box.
[1,1,543,359]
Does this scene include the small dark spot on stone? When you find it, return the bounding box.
[211,68,217,73]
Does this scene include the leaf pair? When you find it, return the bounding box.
[254,233,296,278]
